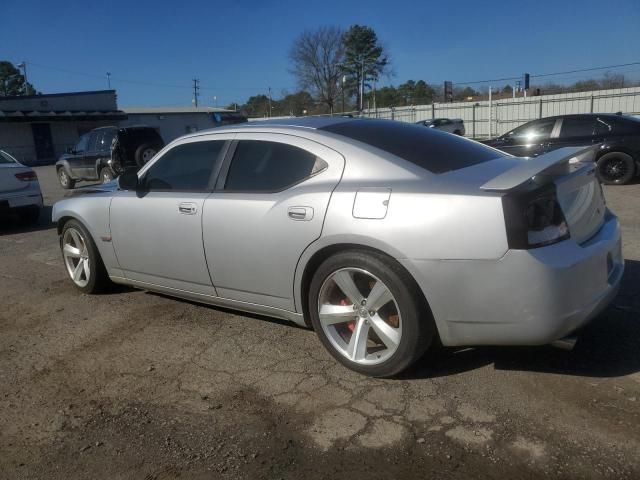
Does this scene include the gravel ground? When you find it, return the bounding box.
[1,166,639,479]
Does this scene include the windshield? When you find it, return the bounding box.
[0,150,18,164]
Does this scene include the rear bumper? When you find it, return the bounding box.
[0,188,43,210]
[401,211,623,347]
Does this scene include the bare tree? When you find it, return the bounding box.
[289,26,345,113]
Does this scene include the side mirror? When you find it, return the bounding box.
[118,169,139,191]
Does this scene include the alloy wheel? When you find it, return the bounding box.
[602,157,629,183]
[59,169,69,187]
[317,268,402,365]
[62,227,91,288]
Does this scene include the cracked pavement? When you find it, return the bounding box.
[0,167,639,479]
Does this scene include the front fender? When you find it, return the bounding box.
[53,195,123,277]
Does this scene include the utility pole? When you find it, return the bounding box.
[488,86,493,139]
[192,78,200,107]
[268,87,272,117]
[106,72,111,89]
[17,62,28,94]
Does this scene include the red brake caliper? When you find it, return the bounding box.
[340,298,356,332]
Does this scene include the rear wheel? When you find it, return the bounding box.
[57,167,75,189]
[453,130,463,136]
[61,220,111,293]
[596,152,635,185]
[308,250,434,377]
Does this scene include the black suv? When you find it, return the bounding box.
[483,113,640,184]
[56,126,164,189]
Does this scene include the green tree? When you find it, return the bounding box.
[0,61,37,96]
[240,94,271,117]
[289,26,345,113]
[343,25,389,110]
[502,84,513,95]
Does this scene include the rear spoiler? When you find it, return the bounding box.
[480,145,598,192]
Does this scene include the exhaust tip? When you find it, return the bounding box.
[551,336,577,351]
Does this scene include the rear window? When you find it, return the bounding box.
[320,119,504,174]
[0,150,17,164]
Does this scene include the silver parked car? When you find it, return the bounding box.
[416,118,465,135]
[1,149,43,224]
[52,118,623,377]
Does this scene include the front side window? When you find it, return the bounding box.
[143,140,225,191]
[224,140,327,192]
[507,119,556,141]
[87,132,100,152]
[559,118,596,138]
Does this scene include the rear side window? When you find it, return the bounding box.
[559,118,596,138]
[321,119,503,174]
[99,129,116,152]
[143,140,225,191]
[225,141,327,192]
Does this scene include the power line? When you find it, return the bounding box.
[453,61,640,86]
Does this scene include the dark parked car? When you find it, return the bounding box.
[56,126,164,189]
[416,118,465,136]
[483,113,640,185]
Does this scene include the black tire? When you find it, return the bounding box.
[60,219,111,294]
[453,130,463,136]
[18,206,40,225]
[134,143,158,168]
[57,167,75,189]
[308,249,435,378]
[596,152,635,185]
[99,166,114,183]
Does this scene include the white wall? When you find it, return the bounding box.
[366,86,640,138]
[119,113,218,144]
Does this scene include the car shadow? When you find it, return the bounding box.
[0,205,55,235]
[402,258,640,380]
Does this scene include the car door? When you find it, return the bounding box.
[110,138,228,295]
[496,118,558,157]
[67,133,90,177]
[202,133,345,311]
[80,130,101,179]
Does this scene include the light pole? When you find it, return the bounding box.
[106,72,111,89]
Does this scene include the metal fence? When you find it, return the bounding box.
[363,86,640,139]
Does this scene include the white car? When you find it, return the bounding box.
[0,150,43,224]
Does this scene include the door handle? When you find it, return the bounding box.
[178,202,197,215]
[287,206,313,221]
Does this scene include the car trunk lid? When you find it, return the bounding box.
[481,146,606,244]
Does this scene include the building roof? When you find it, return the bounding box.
[0,110,127,122]
[122,106,233,114]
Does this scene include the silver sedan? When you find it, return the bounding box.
[1,149,43,224]
[52,118,623,377]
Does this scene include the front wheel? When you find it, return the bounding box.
[61,220,111,293]
[308,250,435,377]
[596,152,635,185]
[57,167,75,189]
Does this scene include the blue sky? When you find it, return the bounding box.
[2,0,639,107]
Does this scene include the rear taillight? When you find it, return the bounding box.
[15,171,37,182]
[502,184,570,249]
